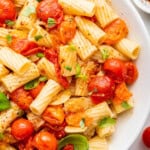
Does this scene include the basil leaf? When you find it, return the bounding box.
[36,52,45,58]
[65,66,72,71]
[121,101,131,109]
[6,35,12,44]
[0,92,11,111]
[47,18,56,27]
[24,78,39,90]
[98,117,116,128]
[101,49,109,60]
[34,35,43,41]
[5,20,15,27]
[39,76,48,82]
[23,6,36,17]
[58,134,89,150]
[80,118,85,128]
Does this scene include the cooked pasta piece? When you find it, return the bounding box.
[65,126,87,133]
[37,57,57,81]
[59,45,77,76]
[0,64,9,78]
[75,16,106,45]
[1,63,40,92]
[75,61,96,96]
[0,84,7,94]
[91,45,129,63]
[30,79,62,115]
[28,24,53,47]
[95,0,119,28]
[58,0,96,17]
[14,0,27,7]
[51,89,71,105]
[0,102,24,133]
[15,0,38,30]
[0,47,31,75]
[114,38,140,60]
[71,30,97,60]
[85,102,113,126]
[89,136,108,150]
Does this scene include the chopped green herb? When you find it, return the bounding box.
[34,35,43,41]
[101,49,109,60]
[76,74,87,81]
[98,117,116,128]
[0,133,4,140]
[121,101,131,109]
[80,118,85,128]
[6,35,12,44]
[65,66,72,71]
[24,78,39,90]
[68,43,76,51]
[75,64,81,76]
[47,18,56,27]
[23,6,36,17]
[39,76,48,82]
[36,52,45,58]
[5,20,15,27]
[0,92,11,111]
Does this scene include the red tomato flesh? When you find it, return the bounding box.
[142,127,150,148]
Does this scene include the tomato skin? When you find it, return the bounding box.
[32,131,57,150]
[103,58,127,83]
[125,62,138,84]
[11,118,34,141]
[0,0,16,23]
[142,127,150,148]
[88,76,115,104]
[36,0,63,25]
[63,144,74,150]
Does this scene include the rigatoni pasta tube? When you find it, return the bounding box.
[58,0,96,17]
[114,38,140,60]
[1,63,40,92]
[75,16,106,45]
[71,30,97,60]
[0,47,31,75]
[0,64,9,78]
[14,0,26,7]
[30,79,62,115]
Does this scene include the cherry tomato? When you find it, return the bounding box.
[103,58,127,83]
[104,18,128,45]
[11,118,34,141]
[36,0,63,26]
[63,144,74,150]
[125,61,138,84]
[0,0,16,23]
[88,76,115,104]
[142,127,150,148]
[32,131,57,150]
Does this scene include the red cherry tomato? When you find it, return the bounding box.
[36,0,63,27]
[32,131,57,150]
[11,118,34,141]
[103,58,127,83]
[125,61,138,84]
[142,127,150,148]
[0,0,16,23]
[88,76,115,104]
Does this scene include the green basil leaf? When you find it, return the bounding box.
[24,78,39,90]
[34,35,43,41]
[98,117,116,128]
[39,76,48,82]
[80,118,85,128]
[23,6,36,17]
[101,49,109,60]
[36,52,45,58]
[47,18,56,27]
[0,92,11,111]
[65,66,72,71]
[5,20,15,27]
[58,134,89,150]
[6,35,12,44]
[121,101,131,109]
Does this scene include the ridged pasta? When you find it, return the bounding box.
[14,0,27,7]
[65,126,87,133]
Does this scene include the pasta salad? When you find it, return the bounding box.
[0,0,140,149]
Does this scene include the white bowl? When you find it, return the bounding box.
[109,0,150,150]
[133,0,150,14]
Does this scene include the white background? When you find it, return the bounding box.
[130,2,150,150]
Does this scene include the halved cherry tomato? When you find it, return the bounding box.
[88,75,115,104]
[104,18,128,45]
[63,144,74,150]
[0,0,16,23]
[125,61,138,84]
[36,0,63,26]
[11,118,34,141]
[42,105,65,126]
[103,58,127,83]
[10,38,38,54]
[142,127,150,148]
[59,16,76,44]
[10,87,33,110]
[32,131,57,150]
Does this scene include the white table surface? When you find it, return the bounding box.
[130,2,150,150]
